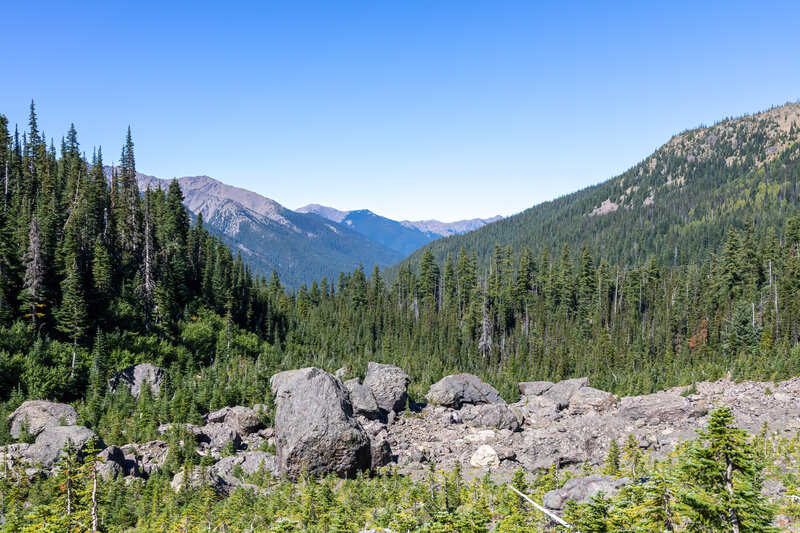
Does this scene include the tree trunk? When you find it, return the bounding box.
[70,339,76,378]
[66,468,72,515]
[91,463,99,532]
[725,453,740,533]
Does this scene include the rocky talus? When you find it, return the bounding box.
[5,363,800,511]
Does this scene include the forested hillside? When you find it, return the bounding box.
[402,103,800,272]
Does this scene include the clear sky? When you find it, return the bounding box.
[2,1,800,221]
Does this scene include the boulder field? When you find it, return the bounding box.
[6,361,800,511]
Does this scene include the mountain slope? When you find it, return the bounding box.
[338,209,436,256]
[136,174,402,286]
[400,102,800,271]
[297,204,501,255]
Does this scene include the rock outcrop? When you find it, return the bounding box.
[363,362,410,414]
[206,406,264,437]
[14,363,800,495]
[211,451,279,491]
[568,387,616,415]
[98,445,139,478]
[543,475,629,510]
[360,419,393,470]
[24,425,102,469]
[7,400,78,438]
[617,392,696,424]
[122,440,169,477]
[427,373,504,408]
[344,379,382,420]
[270,367,371,480]
[108,363,166,398]
[541,377,590,409]
[194,423,243,457]
[518,381,555,397]
[460,403,520,431]
[171,467,236,495]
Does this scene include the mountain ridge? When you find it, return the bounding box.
[130,172,403,286]
[296,203,501,255]
[396,101,800,272]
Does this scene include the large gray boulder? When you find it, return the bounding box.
[568,387,616,415]
[363,363,410,414]
[193,423,242,457]
[427,373,504,408]
[8,400,78,439]
[108,363,166,398]
[542,377,590,409]
[543,475,628,510]
[212,451,278,480]
[360,419,393,470]
[171,467,236,495]
[461,403,520,431]
[122,440,169,477]
[518,381,555,397]
[206,406,263,437]
[23,425,102,469]
[344,379,382,420]
[97,446,130,478]
[617,392,695,425]
[270,367,371,480]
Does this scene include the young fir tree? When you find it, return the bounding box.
[622,434,644,479]
[602,440,621,477]
[57,257,88,376]
[679,406,775,533]
[641,462,678,532]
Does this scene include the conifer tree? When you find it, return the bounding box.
[90,237,112,315]
[642,463,678,532]
[622,434,643,479]
[139,187,156,329]
[21,217,47,329]
[418,248,439,309]
[680,406,775,532]
[602,440,621,477]
[113,127,140,274]
[58,257,88,375]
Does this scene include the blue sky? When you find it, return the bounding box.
[2,1,800,221]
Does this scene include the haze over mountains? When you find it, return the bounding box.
[132,172,501,286]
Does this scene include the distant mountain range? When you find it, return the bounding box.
[128,173,500,286]
[296,204,501,256]
[133,173,402,286]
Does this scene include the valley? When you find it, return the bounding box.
[1,101,800,530]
